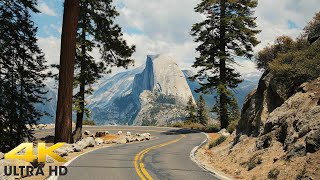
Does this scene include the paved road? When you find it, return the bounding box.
[37,126,219,180]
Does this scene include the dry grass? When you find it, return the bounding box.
[196,134,320,180]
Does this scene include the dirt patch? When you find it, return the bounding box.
[196,133,320,179]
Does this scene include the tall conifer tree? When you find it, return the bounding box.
[0,0,48,151]
[72,0,135,141]
[186,96,197,123]
[191,0,260,128]
[197,95,209,126]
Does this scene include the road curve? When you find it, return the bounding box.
[40,126,219,180]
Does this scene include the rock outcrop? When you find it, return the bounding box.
[236,75,320,158]
[237,72,289,136]
[132,55,195,125]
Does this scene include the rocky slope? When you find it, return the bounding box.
[236,74,320,156]
[196,75,320,180]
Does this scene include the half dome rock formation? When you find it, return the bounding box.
[89,54,195,125]
[132,55,194,104]
[132,55,195,125]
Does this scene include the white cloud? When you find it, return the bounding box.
[38,0,320,77]
[254,0,320,51]
[38,36,60,66]
[38,2,57,16]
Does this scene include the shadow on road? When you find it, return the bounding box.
[161,128,202,136]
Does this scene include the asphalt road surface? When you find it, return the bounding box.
[36,126,219,180]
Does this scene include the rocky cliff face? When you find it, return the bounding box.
[236,73,320,158]
[132,55,195,125]
[88,55,195,125]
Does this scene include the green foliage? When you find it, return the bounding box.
[205,124,221,133]
[209,136,226,149]
[0,0,49,152]
[65,0,136,127]
[303,11,320,44]
[142,119,157,126]
[296,167,307,180]
[155,94,176,104]
[82,119,96,125]
[211,89,240,127]
[227,120,238,133]
[247,155,263,171]
[256,12,320,96]
[171,122,184,128]
[268,168,280,179]
[197,95,209,126]
[185,96,197,123]
[191,0,260,129]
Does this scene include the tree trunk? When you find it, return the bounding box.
[219,0,229,129]
[72,7,86,142]
[54,0,80,143]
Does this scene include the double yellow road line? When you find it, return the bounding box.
[134,134,187,180]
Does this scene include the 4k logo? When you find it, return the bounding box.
[5,143,67,163]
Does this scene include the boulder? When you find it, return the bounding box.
[116,138,128,144]
[117,131,123,135]
[84,130,91,135]
[82,137,95,147]
[136,137,144,141]
[95,138,104,145]
[126,132,131,136]
[95,132,106,137]
[73,141,86,152]
[135,133,141,137]
[54,148,68,157]
[218,129,230,137]
[105,131,110,135]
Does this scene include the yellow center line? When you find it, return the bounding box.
[134,134,186,180]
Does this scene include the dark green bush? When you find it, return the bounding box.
[205,124,221,133]
[83,119,96,125]
[227,120,238,133]
[209,136,226,149]
[171,122,184,128]
[268,168,280,179]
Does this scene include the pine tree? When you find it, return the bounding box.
[191,0,260,129]
[197,95,209,126]
[54,0,80,143]
[0,0,49,152]
[71,0,135,141]
[304,11,320,44]
[185,96,197,123]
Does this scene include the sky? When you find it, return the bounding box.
[33,0,320,78]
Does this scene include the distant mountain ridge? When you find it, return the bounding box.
[38,55,260,124]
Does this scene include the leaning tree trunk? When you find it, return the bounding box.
[219,0,229,129]
[54,0,80,143]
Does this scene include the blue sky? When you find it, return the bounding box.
[33,0,320,77]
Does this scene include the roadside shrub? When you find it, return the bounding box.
[83,119,95,125]
[296,167,307,180]
[171,122,184,128]
[247,155,263,171]
[184,122,205,130]
[227,120,238,133]
[268,168,280,179]
[205,124,221,133]
[209,136,226,149]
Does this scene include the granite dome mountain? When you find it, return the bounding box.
[39,55,259,125]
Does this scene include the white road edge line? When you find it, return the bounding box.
[189,132,233,180]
